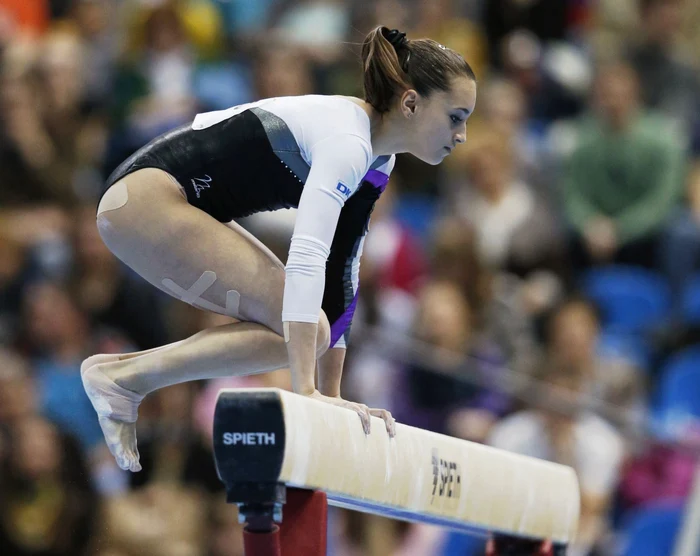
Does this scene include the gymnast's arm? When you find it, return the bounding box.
[282,134,371,396]
[317,347,345,398]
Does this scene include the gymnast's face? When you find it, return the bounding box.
[403,76,477,165]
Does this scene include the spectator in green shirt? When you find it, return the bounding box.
[564,60,686,270]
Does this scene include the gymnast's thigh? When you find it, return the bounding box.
[95,167,289,335]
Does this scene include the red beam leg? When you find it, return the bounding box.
[279,488,327,556]
[244,524,281,556]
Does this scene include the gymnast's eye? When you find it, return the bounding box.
[450,114,463,125]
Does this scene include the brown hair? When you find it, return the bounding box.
[361,26,476,114]
[430,217,491,322]
[638,0,680,16]
[463,128,513,171]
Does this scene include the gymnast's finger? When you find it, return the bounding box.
[344,401,371,434]
[369,408,396,437]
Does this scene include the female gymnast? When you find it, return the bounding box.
[81,26,477,472]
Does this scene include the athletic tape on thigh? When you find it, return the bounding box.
[162,271,241,315]
[97,181,129,215]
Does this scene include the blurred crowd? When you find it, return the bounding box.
[1,0,700,555]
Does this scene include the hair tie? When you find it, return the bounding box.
[385,29,407,49]
[384,28,411,72]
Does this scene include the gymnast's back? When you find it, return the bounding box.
[102,95,386,223]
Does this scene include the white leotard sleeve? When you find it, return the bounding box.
[281,134,372,324]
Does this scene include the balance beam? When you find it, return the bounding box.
[212,388,580,554]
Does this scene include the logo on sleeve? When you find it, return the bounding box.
[336,183,351,198]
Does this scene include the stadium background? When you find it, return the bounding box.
[1,1,700,555]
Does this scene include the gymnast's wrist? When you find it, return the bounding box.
[284,321,319,396]
[317,347,345,398]
[295,384,317,396]
[289,363,316,395]
[318,384,341,398]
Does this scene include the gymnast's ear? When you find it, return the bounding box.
[399,89,418,119]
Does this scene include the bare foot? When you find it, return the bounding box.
[97,415,141,472]
[81,353,122,374]
[81,362,144,472]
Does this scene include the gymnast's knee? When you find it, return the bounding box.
[97,180,129,219]
[315,312,331,358]
[95,181,130,243]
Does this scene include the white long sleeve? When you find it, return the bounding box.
[281,134,372,323]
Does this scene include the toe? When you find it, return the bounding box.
[110,442,130,470]
[125,448,139,472]
[117,453,131,471]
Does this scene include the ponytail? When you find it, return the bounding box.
[361,27,411,114]
[361,26,476,114]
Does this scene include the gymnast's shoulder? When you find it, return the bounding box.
[261,94,373,142]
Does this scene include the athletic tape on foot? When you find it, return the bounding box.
[162,271,241,316]
[82,366,143,422]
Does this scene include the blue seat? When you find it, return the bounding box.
[597,328,652,371]
[582,266,670,332]
[681,274,700,324]
[194,62,253,111]
[393,194,438,243]
[439,531,486,556]
[654,346,700,437]
[621,504,683,556]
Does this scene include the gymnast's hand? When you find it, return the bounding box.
[305,390,397,437]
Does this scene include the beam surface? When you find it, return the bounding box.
[213,388,580,544]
